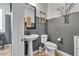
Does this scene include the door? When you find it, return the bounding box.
[11,3,24,56]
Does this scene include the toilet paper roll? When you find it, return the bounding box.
[57,38,61,41]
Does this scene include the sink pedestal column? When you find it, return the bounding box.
[28,40,33,56]
[24,34,39,56]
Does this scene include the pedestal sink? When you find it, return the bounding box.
[24,34,39,56]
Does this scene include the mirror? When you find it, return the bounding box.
[24,3,36,29]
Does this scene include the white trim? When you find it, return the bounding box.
[33,49,71,56]
[47,11,79,20]
[57,50,72,56]
[0,44,11,48]
[74,35,79,56]
[33,50,38,54]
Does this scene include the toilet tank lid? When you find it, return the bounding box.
[44,41,57,47]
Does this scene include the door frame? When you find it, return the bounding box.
[11,3,25,56]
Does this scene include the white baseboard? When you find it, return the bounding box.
[33,50,38,54]
[57,50,72,56]
[33,49,72,56]
[0,44,11,49]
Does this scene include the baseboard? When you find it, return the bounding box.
[33,50,38,54]
[56,50,72,56]
[0,44,11,49]
[33,49,72,56]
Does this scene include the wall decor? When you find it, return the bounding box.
[24,3,36,29]
[25,16,32,27]
[39,11,47,23]
[57,3,76,24]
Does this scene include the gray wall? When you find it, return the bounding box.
[5,15,11,44]
[28,17,47,51]
[48,12,79,55]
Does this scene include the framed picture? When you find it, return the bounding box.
[25,16,32,27]
[39,11,46,23]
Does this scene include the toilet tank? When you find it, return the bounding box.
[41,35,48,43]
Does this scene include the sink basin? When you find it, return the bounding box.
[24,34,39,56]
[24,34,39,41]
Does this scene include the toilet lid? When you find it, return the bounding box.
[44,41,57,48]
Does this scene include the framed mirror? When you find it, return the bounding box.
[24,3,36,29]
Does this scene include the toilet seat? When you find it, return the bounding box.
[44,41,57,49]
[44,41,57,56]
[41,35,57,56]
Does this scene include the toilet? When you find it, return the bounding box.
[41,35,57,56]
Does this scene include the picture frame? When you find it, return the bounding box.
[39,11,47,23]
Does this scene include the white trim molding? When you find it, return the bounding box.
[74,35,79,56]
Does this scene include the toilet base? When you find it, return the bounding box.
[45,48,56,56]
[48,50,55,56]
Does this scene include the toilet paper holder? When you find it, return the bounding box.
[57,38,63,43]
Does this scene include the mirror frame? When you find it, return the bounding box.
[25,3,36,29]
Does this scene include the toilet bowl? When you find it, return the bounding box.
[44,41,57,56]
[41,35,57,56]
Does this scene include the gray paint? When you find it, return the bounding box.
[28,17,47,51]
[48,12,79,55]
[5,15,11,44]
